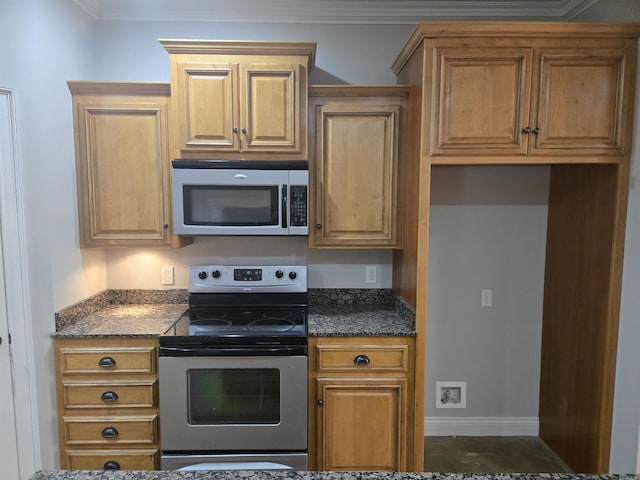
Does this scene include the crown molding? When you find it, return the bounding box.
[71,0,602,24]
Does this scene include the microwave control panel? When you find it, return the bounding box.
[289,185,308,227]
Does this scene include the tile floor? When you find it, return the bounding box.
[424,436,573,473]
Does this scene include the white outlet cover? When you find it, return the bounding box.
[161,266,175,285]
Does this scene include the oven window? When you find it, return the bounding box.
[184,185,279,226]
[187,369,280,425]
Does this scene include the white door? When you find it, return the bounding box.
[0,87,37,479]
[0,226,20,478]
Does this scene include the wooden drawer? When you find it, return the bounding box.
[65,448,158,470]
[63,415,157,445]
[58,345,156,375]
[315,343,410,373]
[62,380,157,409]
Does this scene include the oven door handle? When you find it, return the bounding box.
[159,344,307,357]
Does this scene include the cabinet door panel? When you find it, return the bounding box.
[432,48,532,156]
[532,50,627,155]
[178,63,239,150]
[315,104,399,246]
[316,378,406,471]
[82,105,167,242]
[241,64,300,152]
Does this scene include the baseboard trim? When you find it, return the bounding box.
[425,416,539,436]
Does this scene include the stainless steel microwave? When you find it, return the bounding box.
[171,161,308,236]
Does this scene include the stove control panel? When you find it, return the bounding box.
[189,265,307,293]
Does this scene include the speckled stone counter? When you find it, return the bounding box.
[53,289,188,338]
[53,288,414,338]
[27,471,640,480]
[307,289,415,337]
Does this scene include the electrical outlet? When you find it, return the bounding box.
[481,289,493,307]
[365,265,377,284]
[162,266,175,286]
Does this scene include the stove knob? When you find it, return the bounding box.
[275,270,284,279]
[198,271,208,280]
[289,271,297,280]
[212,270,221,279]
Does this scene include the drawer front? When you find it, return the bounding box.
[63,415,157,445]
[316,344,409,372]
[62,380,157,409]
[65,449,158,470]
[59,346,156,375]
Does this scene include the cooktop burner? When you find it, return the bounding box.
[161,265,308,344]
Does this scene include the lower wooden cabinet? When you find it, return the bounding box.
[54,338,160,471]
[308,336,415,471]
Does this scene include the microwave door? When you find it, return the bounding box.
[172,168,289,236]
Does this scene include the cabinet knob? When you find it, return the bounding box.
[103,461,120,471]
[532,127,540,135]
[101,427,119,438]
[233,127,238,134]
[317,399,323,406]
[163,223,169,229]
[354,354,371,366]
[100,391,119,402]
[241,127,247,135]
[316,223,322,230]
[98,356,116,368]
[522,126,531,134]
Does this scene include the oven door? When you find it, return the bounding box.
[159,354,307,452]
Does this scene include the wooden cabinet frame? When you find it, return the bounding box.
[391,22,640,473]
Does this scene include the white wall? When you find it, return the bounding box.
[0,0,108,470]
[425,167,549,435]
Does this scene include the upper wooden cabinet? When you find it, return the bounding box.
[393,23,640,163]
[69,82,189,248]
[160,40,316,161]
[308,86,408,248]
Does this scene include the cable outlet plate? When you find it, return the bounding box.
[481,289,493,307]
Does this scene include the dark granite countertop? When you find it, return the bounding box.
[27,471,640,480]
[53,289,415,338]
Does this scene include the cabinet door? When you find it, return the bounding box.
[240,63,301,152]
[530,49,628,156]
[316,378,407,471]
[313,103,400,247]
[73,92,175,247]
[174,62,239,152]
[432,48,532,156]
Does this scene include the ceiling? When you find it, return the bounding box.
[71,0,602,24]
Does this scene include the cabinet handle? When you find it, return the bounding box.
[354,354,371,366]
[317,399,323,406]
[241,127,247,135]
[163,223,169,229]
[101,427,119,438]
[101,391,119,402]
[316,223,322,230]
[98,356,116,368]
[532,127,540,135]
[522,127,531,134]
[233,127,238,134]
[103,461,120,471]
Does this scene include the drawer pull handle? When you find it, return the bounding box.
[98,356,116,368]
[354,354,371,366]
[101,427,119,438]
[101,391,118,402]
[103,460,120,471]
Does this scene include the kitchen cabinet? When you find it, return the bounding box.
[54,338,160,471]
[391,22,640,473]
[426,37,636,162]
[68,82,189,248]
[308,86,408,248]
[160,39,316,160]
[308,336,415,471]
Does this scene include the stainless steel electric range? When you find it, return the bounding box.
[159,265,308,471]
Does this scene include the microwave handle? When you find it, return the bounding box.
[281,184,288,229]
